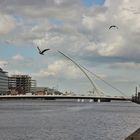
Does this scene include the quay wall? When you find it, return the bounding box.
[125,128,140,140]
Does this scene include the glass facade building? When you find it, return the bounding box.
[0,68,8,95]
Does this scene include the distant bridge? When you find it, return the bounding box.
[0,95,131,102]
[58,51,128,99]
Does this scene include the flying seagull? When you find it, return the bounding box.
[109,25,118,30]
[37,46,50,55]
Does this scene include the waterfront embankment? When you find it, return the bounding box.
[125,128,140,140]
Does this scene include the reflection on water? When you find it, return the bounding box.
[0,100,139,140]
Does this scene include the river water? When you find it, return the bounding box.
[0,100,139,140]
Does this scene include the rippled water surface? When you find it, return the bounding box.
[0,100,139,140]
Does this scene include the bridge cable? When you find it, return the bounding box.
[79,64,127,98]
[58,50,102,95]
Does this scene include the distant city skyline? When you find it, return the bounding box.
[0,0,140,96]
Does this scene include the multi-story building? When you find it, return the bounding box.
[0,68,8,95]
[8,75,36,94]
[30,80,37,93]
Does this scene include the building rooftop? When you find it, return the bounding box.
[10,75,31,78]
[0,68,8,73]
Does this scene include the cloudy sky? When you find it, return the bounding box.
[0,0,140,96]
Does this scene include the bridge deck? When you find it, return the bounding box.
[0,95,131,101]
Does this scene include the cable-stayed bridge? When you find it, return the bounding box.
[58,51,129,100]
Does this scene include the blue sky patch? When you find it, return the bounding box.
[48,17,63,26]
[81,0,105,7]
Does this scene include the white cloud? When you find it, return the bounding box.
[110,62,140,69]
[54,0,63,5]
[82,15,96,30]
[33,33,64,49]
[0,14,16,35]
[0,0,139,61]
[8,70,25,76]
[12,54,24,61]
[82,13,106,30]
[98,36,124,56]
[33,60,82,79]
[0,60,8,67]
[4,39,15,44]
[0,0,132,61]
